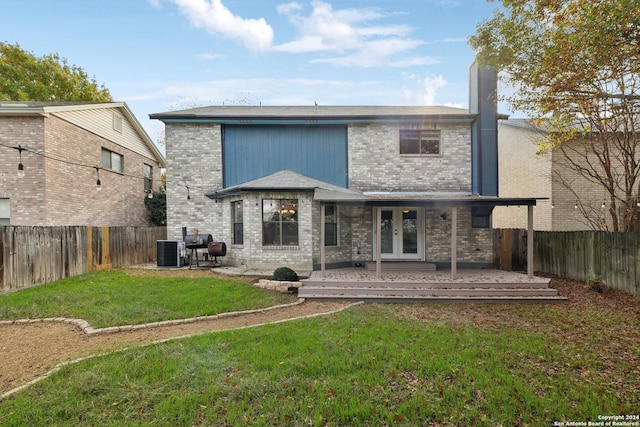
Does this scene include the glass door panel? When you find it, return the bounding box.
[380,210,394,254]
[402,210,418,254]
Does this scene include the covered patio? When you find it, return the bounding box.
[316,190,541,280]
[304,191,566,302]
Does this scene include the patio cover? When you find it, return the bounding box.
[314,189,540,280]
[205,170,542,279]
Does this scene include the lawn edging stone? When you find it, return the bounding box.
[255,279,302,292]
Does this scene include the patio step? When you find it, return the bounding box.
[299,270,567,303]
[299,285,562,299]
[301,279,552,289]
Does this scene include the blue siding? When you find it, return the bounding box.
[223,125,348,187]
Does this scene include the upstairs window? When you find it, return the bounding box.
[144,164,153,192]
[400,129,441,155]
[262,199,298,246]
[101,148,123,173]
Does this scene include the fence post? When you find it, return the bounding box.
[97,226,112,270]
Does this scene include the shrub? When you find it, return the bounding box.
[273,267,299,282]
[586,274,604,293]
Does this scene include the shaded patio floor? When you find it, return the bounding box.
[306,267,550,284]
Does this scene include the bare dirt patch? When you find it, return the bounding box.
[0,267,348,397]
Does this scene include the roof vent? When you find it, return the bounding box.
[113,113,123,133]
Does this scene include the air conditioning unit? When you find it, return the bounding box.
[157,240,187,267]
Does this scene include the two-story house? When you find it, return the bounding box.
[493,118,640,232]
[0,102,166,226]
[151,64,540,274]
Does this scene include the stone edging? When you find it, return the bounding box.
[0,299,307,336]
[254,279,302,292]
[0,301,364,401]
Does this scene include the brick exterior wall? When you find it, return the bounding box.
[163,120,494,271]
[164,123,223,240]
[0,114,162,226]
[425,207,493,264]
[493,121,632,231]
[551,138,630,231]
[0,116,47,224]
[348,123,472,192]
[493,121,553,230]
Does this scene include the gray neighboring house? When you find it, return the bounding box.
[151,64,539,272]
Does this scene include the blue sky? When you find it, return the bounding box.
[1,0,503,143]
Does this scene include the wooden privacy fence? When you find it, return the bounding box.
[0,226,167,292]
[494,229,640,297]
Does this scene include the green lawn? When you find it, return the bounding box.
[0,271,638,426]
[0,269,296,328]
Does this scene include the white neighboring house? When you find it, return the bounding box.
[493,118,637,231]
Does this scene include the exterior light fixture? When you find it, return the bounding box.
[146,190,154,199]
[15,146,25,177]
[601,200,606,209]
[95,167,102,191]
[574,201,578,209]
[186,185,190,200]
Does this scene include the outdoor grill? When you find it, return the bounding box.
[182,227,214,249]
[181,227,226,267]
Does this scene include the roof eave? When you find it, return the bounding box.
[151,114,478,125]
[205,187,317,199]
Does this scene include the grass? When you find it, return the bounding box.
[0,271,638,426]
[0,269,296,328]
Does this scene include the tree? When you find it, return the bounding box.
[144,190,167,226]
[470,0,640,231]
[0,42,112,102]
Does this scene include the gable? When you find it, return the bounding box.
[54,108,161,163]
[223,125,347,187]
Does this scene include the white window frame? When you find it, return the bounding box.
[399,129,441,156]
[0,198,9,225]
[101,148,123,173]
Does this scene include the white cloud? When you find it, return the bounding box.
[403,74,447,105]
[170,0,274,52]
[435,0,462,6]
[276,2,302,15]
[197,52,225,60]
[147,0,161,8]
[311,38,437,68]
[439,37,467,43]
[274,0,426,68]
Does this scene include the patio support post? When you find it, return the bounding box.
[320,204,326,277]
[451,206,457,280]
[376,206,382,278]
[527,204,534,278]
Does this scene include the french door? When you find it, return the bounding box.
[378,207,424,260]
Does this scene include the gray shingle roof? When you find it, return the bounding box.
[205,170,361,199]
[151,105,474,120]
